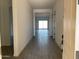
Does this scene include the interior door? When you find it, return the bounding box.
[0,3,2,59]
[0,31,1,58]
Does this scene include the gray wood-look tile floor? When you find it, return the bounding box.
[2,30,62,59]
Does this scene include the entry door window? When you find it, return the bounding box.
[38,20,48,29]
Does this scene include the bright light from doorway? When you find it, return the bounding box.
[38,20,48,29]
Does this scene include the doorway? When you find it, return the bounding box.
[1,0,14,57]
[35,15,49,38]
[38,20,48,30]
[37,20,48,40]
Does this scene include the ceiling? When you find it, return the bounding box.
[28,0,56,9]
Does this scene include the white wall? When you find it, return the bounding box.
[33,9,52,13]
[75,0,79,51]
[53,0,64,48]
[12,0,33,56]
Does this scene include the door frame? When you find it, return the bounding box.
[63,0,76,59]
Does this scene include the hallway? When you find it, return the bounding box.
[3,30,62,59]
[0,0,76,58]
